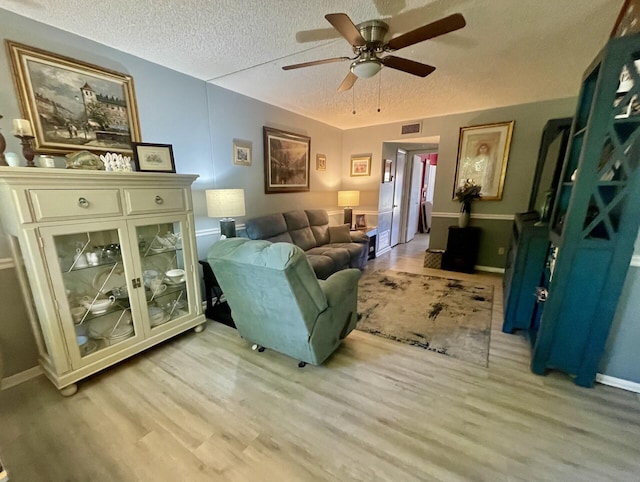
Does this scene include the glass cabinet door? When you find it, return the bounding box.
[40,221,141,367]
[131,215,195,331]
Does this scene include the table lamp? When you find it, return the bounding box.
[206,189,245,238]
[338,190,360,229]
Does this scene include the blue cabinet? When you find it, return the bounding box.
[531,35,640,387]
[502,213,548,335]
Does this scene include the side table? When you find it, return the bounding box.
[441,226,481,273]
[199,260,236,328]
[353,226,377,260]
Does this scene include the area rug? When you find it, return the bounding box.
[357,270,493,367]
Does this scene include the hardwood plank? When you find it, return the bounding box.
[1,234,639,481]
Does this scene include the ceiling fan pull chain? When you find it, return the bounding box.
[377,72,382,113]
[352,85,356,115]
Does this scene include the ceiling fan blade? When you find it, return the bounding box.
[381,56,436,77]
[387,13,466,50]
[325,13,366,46]
[338,71,358,92]
[282,57,350,70]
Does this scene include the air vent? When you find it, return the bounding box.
[401,122,422,135]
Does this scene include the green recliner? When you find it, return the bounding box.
[207,238,361,365]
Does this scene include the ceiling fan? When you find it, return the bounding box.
[282,12,466,92]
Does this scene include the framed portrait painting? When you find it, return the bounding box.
[132,142,175,173]
[5,40,141,155]
[263,127,310,193]
[316,153,326,171]
[233,139,252,166]
[350,154,371,177]
[453,121,515,200]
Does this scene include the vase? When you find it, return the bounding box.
[459,201,471,228]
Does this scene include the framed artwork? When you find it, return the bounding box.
[350,154,371,177]
[233,139,252,166]
[355,214,367,229]
[5,40,141,155]
[453,121,515,200]
[263,126,310,193]
[611,0,640,38]
[316,153,326,171]
[132,142,175,173]
[382,159,393,183]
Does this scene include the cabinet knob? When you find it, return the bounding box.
[155,195,164,205]
[78,197,89,208]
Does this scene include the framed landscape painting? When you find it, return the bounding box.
[5,40,141,154]
[263,126,310,193]
[453,121,514,200]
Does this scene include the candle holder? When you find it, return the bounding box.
[15,135,36,167]
[0,114,7,167]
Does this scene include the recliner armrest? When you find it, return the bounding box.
[349,231,368,244]
[318,268,361,306]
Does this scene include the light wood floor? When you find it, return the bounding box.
[2,234,640,481]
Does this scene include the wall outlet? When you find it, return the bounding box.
[498,247,505,255]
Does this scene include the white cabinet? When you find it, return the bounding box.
[0,168,205,395]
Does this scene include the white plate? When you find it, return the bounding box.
[150,311,171,327]
[87,311,133,339]
[92,265,126,295]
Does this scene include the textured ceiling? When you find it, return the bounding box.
[1,0,624,129]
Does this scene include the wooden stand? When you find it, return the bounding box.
[17,135,36,167]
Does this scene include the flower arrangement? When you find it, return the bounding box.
[455,178,482,203]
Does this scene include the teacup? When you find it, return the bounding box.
[150,279,166,294]
[143,269,159,288]
[165,268,185,284]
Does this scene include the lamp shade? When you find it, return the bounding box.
[206,189,246,218]
[337,190,360,207]
[351,59,382,79]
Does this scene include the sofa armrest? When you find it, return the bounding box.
[318,268,361,306]
[349,231,369,244]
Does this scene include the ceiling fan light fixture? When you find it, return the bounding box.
[351,58,381,78]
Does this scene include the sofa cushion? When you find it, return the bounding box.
[328,224,352,243]
[306,209,331,246]
[330,242,368,268]
[305,254,336,280]
[307,246,350,270]
[283,210,317,251]
[246,213,288,239]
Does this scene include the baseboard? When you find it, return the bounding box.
[0,366,42,390]
[596,373,640,394]
[376,246,392,257]
[476,265,505,274]
[0,257,15,271]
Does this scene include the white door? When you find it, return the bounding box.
[405,154,423,242]
[390,149,406,247]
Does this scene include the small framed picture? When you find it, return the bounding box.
[355,214,367,229]
[351,154,371,177]
[316,153,326,171]
[132,143,175,173]
[233,139,252,166]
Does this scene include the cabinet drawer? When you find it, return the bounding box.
[124,188,185,214]
[30,189,122,221]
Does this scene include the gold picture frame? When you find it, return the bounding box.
[453,121,514,201]
[350,154,371,177]
[5,40,141,154]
